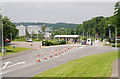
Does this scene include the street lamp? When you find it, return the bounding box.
[66,29,67,43]
[108,24,117,48]
[1,20,4,56]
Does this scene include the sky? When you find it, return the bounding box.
[2,2,116,24]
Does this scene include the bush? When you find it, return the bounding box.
[112,44,120,47]
[42,40,51,46]
[112,44,115,47]
[42,40,66,46]
[111,40,115,43]
[60,40,66,44]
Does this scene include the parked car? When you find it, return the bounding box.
[26,38,33,42]
[4,38,11,43]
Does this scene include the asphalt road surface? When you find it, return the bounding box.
[1,44,117,77]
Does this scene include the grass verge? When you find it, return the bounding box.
[0,46,30,56]
[33,51,119,77]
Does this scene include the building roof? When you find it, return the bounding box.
[54,35,79,38]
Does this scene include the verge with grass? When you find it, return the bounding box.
[33,51,118,77]
[0,46,30,56]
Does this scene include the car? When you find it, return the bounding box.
[26,38,33,42]
[5,38,11,43]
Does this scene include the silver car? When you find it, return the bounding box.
[26,38,33,42]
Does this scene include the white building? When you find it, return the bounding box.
[16,25,26,36]
[16,25,53,39]
[27,25,42,34]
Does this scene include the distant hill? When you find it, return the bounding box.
[13,22,78,30]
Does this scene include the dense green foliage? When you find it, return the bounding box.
[114,2,120,36]
[76,16,114,38]
[42,40,66,46]
[2,16,18,41]
[112,43,120,47]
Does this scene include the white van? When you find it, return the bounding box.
[87,38,92,45]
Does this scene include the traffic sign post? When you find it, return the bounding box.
[13,46,16,51]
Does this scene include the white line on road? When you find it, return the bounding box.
[0,70,13,75]
[0,62,26,70]
[0,62,11,70]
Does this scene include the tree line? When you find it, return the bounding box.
[75,2,120,39]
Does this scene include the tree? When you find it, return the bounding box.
[41,25,46,32]
[2,16,18,42]
[114,1,120,36]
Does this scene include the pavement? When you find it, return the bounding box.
[8,41,42,48]
[0,43,117,77]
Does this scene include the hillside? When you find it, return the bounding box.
[14,22,78,30]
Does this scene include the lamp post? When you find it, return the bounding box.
[66,29,67,43]
[109,29,111,42]
[2,20,4,56]
[108,24,117,48]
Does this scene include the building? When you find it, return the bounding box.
[44,27,53,39]
[26,25,42,34]
[16,25,53,39]
[16,25,26,36]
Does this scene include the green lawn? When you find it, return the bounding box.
[33,51,119,77]
[12,38,41,41]
[0,46,30,56]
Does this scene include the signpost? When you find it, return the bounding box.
[13,46,15,51]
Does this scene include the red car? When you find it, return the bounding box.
[5,38,11,43]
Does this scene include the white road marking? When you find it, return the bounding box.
[6,62,26,69]
[1,62,11,70]
[0,70,13,75]
[0,62,26,70]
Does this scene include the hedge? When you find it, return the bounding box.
[42,40,66,46]
[112,44,120,47]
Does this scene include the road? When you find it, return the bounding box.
[1,44,117,77]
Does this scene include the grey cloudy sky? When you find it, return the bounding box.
[2,2,115,24]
